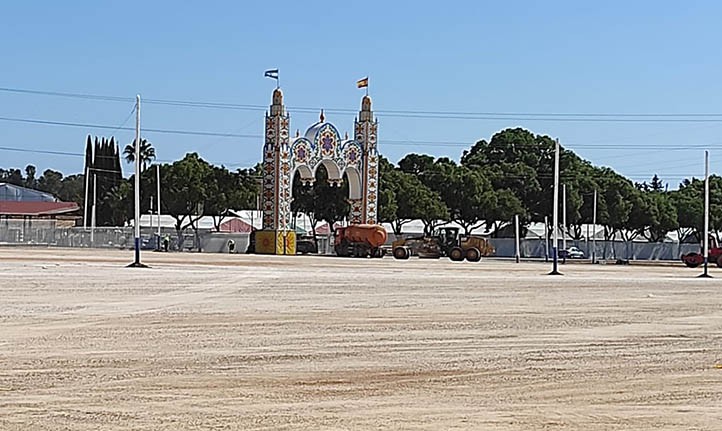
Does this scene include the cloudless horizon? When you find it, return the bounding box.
[2,1,722,188]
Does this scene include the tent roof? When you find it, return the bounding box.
[0,201,79,216]
[0,183,58,202]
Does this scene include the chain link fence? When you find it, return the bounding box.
[0,220,700,260]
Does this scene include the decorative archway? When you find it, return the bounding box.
[255,88,379,254]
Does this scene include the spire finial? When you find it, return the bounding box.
[320,109,325,123]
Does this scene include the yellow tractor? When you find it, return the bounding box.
[392,227,494,262]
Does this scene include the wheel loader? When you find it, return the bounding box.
[392,227,494,262]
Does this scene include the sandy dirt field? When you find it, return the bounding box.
[0,247,721,430]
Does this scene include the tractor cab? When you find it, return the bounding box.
[433,227,461,254]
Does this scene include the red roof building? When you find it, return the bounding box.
[0,201,79,217]
[0,183,80,217]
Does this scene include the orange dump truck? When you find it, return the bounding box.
[334,224,387,258]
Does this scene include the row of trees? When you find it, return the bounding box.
[0,127,716,244]
[378,128,708,243]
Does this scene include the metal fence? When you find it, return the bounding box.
[488,238,698,261]
[0,222,701,260]
[0,220,203,251]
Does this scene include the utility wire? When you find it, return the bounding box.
[0,116,260,138]
[3,86,722,122]
[2,114,722,154]
[3,113,722,150]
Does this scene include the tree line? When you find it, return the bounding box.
[0,127,716,244]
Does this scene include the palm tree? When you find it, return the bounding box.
[123,139,156,171]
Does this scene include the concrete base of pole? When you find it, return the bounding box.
[698,260,712,278]
[127,237,149,268]
[548,247,563,275]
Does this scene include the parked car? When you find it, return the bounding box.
[296,236,318,254]
[559,246,585,259]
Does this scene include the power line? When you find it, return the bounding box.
[4,86,722,122]
[0,116,260,138]
[2,114,722,152]
[0,145,82,157]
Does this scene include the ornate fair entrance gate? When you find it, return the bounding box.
[254,88,379,254]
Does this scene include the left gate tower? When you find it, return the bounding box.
[255,87,294,255]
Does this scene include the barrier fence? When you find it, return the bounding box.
[0,221,701,261]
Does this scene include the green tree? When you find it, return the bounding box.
[485,188,526,237]
[436,164,495,235]
[377,156,398,225]
[24,165,37,189]
[37,169,64,196]
[161,153,213,249]
[313,165,350,235]
[0,168,24,186]
[204,166,257,231]
[123,139,156,172]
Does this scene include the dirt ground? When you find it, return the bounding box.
[0,247,720,430]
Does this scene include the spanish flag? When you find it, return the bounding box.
[356,77,369,88]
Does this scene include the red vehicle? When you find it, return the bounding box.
[334,224,387,258]
[681,236,722,268]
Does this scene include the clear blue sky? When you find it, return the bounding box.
[2,1,721,188]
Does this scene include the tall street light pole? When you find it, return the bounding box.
[128,95,147,268]
[592,189,597,264]
[549,138,562,275]
[700,150,711,278]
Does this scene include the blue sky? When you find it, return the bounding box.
[1,1,721,188]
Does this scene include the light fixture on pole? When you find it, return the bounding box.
[83,166,90,229]
[514,214,520,263]
[128,95,148,268]
[544,215,549,262]
[699,150,711,278]
[156,164,161,250]
[592,189,597,264]
[91,171,97,246]
[549,138,562,275]
[562,183,567,252]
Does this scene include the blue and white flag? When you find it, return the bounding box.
[264,69,279,80]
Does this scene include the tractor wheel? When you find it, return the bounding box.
[465,247,481,262]
[449,247,464,262]
[681,253,702,268]
[393,246,410,260]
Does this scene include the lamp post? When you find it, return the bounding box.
[592,189,597,264]
[700,150,711,278]
[128,94,147,268]
[549,138,562,275]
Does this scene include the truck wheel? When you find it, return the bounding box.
[681,253,701,268]
[449,247,464,262]
[335,240,351,257]
[393,246,410,260]
[716,255,722,268]
[465,247,481,262]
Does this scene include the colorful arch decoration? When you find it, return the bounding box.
[256,88,379,254]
